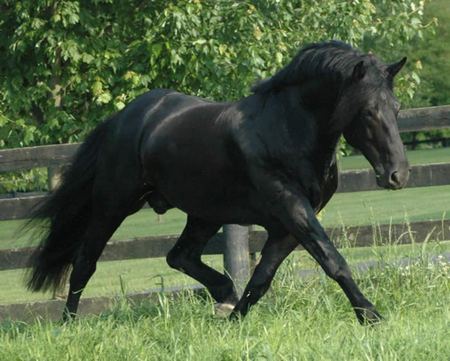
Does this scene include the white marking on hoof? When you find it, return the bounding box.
[214,303,235,318]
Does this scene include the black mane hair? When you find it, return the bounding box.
[252,40,383,94]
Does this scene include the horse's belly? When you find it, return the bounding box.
[159,167,256,221]
[144,150,264,223]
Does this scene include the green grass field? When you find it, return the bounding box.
[338,147,449,170]
[1,251,449,361]
[1,156,448,360]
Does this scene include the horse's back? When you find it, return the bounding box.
[103,88,226,165]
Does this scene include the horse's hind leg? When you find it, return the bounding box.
[166,215,239,305]
[63,185,142,321]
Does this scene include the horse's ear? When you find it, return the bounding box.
[387,57,407,78]
[352,61,366,81]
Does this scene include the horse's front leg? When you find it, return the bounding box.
[295,213,382,324]
[247,171,382,324]
[230,228,297,318]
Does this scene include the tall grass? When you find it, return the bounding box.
[1,248,448,361]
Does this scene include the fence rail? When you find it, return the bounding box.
[0,143,78,172]
[1,106,449,173]
[0,104,449,266]
[397,105,450,132]
[337,162,450,192]
[1,219,448,271]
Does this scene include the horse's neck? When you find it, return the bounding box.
[313,132,340,179]
[282,85,342,163]
[241,88,342,173]
[298,76,341,109]
[295,78,345,160]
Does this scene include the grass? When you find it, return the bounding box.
[321,184,450,226]
[0,249,449,361]
[0,209,187,250]
[338,147,450,170]
[1,238,449,305]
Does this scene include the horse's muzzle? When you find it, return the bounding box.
[377,166,410,190]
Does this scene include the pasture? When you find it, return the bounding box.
[0,181,449,305]
[0,146,449,305]
[0,246,449,361]
[0,147,449,361]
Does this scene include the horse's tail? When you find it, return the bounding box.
[25,119,112,293]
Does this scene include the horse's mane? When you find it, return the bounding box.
[252,40,381,94]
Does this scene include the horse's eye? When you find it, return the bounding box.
[364,109,376,118]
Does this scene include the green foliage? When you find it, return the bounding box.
[0,0,432,148]
[362,0,435,105]
[0,169,48,194]
[400,0,450,149]
[411,0,450,107]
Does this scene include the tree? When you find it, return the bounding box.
[0,0,432,149]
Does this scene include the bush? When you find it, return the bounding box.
[0,0,433,149]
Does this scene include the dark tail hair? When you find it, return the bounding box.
[25,119,112,293]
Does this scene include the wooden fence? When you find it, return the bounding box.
[0,105,449,320]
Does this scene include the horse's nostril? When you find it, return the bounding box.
[389,171,400,186]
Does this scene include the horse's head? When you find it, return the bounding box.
[340,56,410,190]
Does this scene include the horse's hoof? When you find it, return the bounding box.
[214,303,235,318]
[356,307,383,325]
[228,310,242,321]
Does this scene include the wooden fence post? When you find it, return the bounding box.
[223,225,250,296]
[248,225,258,272]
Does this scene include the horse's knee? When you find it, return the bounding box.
[324,258,352,281]
[166,248,182,270]
[166,247,193,271]
[69,257,97,290]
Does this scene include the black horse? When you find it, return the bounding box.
[26,41,409,323]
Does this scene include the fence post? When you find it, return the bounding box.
[223,225,250,296]
[248,225,258,272]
